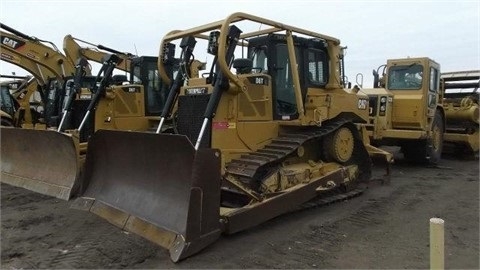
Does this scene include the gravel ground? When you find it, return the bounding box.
[1,151,478,269]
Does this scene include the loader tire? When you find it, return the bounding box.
[428,110,444,164]
[402,110,444,164]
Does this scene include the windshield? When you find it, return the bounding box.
[387,64,423,90]
[250,47,268,73]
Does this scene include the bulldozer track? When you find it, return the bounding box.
[225,118,371,190]
[225,119,350,180]
[222,117,372,223]
[298,187,365,211]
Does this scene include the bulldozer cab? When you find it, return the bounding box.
[62,34,177,118]
[247,35,300,119]
[129,56,171,116]
[53,55,168,138]
[246,35,331,120]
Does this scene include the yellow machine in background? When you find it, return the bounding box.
[0,75,41,126]
[366,58,478,163]
[0,23,78,127]
[1,27,206,200]
[0,22,173,132]
[62,33,206,106]
[441,70,479,155]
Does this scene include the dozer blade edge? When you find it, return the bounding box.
[74,129,222,262]
[1,127,81,200]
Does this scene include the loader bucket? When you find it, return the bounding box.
[76,130,222,262]
[0,127,80,200]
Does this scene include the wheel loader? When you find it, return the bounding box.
[64,12,386,262]
[365,58,478,163]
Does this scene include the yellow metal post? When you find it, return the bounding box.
[430,217,445,270]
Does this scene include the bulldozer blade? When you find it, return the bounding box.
[0,127,80,200]
[77,130,222,262]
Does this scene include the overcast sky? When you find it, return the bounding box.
[1,0,478,87]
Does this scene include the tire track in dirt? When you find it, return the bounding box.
[36,219,159,269]
[1,184,158,269]
[2,159,478,269]
[230,182,417,268]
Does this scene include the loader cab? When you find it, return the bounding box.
[387,63,424,90]
[385,58,440,129]
[247,34,329,120]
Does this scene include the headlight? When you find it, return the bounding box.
[379,96,387,116]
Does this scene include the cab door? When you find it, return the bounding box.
[388,63,426,129]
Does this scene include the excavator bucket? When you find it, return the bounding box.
[74,129,222,262]
[0,127,81,200]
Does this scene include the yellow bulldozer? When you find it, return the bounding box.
[61,33,207,126]
[365,57,478,163]
[1,22,174,132]
[1,26,204,199]
[56,12,388,261]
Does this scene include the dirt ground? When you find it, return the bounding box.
[1,150,479,269]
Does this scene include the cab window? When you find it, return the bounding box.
[429,67,439,93]
[387,64,423,90]
[307,49,327,85]
[274,44,297,117]
[251,46,268,73]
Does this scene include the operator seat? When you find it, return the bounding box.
[233,58,253,74]
[112,75,128,86]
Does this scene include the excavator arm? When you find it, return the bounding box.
[0,24,76,79]
[63,34,131,73]
[0,23,82,127]
[1,51,56,86]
